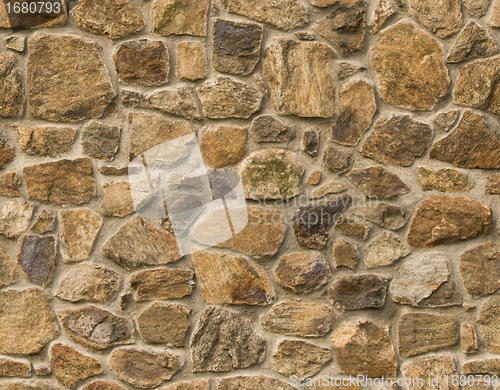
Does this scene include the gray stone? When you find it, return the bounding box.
[0,199,33,239]
[433,110,459,132]
[15,125,75,158]
[323,145,352,173]
[250,116,295,143]
[329,274,390,310]
[82,121,121,161]
[351,203,407,230]
[17,235,56,287]
[463,359,500,376]
[365,232,409,268]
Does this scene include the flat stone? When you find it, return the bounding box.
[4,36,25,52]
[463,359,500,376]
[70,0,145,39]
[308,171,321,185]
[27,33,115,122]
[314,1,367,55]
[407,195,492,248]
[0,0,66,28]
[409,0,462,38]
[99,166,128,176]
[55,263,119,303]
[151,0,209,36]
[191,250,274,305]
[81,121,121,161]
[417,167,469,192]
[365,232,409,268]
[332,80,376,147]
[137,302,190,346]
[59,209,102,263]
[82,382,127,390]
[219,0,307,30]
[398,313,459,357]
[301,130,320,157]
[486,174,500,194]
[0,139,14,170]
[331,320,396,377]
[213,19,263,75]
[347,166,409,199]
[351,203,407,230]
[448,21,498,63]
[191,306,265,372]
[361,116,433,166]
[331,238,358,269]
[310,180,347,199]
[433,110,459,132]
[100,182,134,218]
[24,159,96,205]
[176,42,207,80]
[275,252,331,294]
[0,246,18,287]
[217,376,297,390]
[402,355,459,390]
[323,145,352,173]
[103,216,180,271]
[239,149,304,200]
[370,21,450,110]
[430,111,500,169]
[15,125,75,158]
[51,344,101,388]
[159,380,209,390]
[369,0,395,34]
[459,242,500,298]
[0,172,20,197]
[478,294,500,353]
[130,268,194,301]
[200,126,246,168]
[0,382,62,390]
[329,274,390,310]
[196,76,263,119]
[465,0,489,17]
[263,39,335,118]
[462,324,479,354]
[260,300,335,337]
[0,54,23,117]
[0,358,30,377]
[250,116,295,143]
[335,216,371,241]
[0,199,33,239]
[147,86,200,119]
[17,235,55,287]
[338,61,366,80]
[272,340,332,377]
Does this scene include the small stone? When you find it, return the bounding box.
[260,300,335,337]
[15,125,75,157]
[323,145,352,173]
[335,216,371,241]
[462,324,479,354]
[0,172,21,197]
[315,1,367,55]
[51,343,101,388]
[152,0,209,36]
[130,268,194,301]
[159,380,209,390]
[478,294,500,353]
[213,19,263,75]
[200,126,246,168]
[238,149,304,200]
[329,274,390,310]
[217,376,297,390]
[27,33,115,122]
[263,39,335,118]
[433,110,459,132]
[465,0,489,17]
[295,31,314,40]
[409,0,462,38]
[0,54,23,118]
[103,216,180,271]
[0,140,14,170]
[24,159,96,205]
[17,235,55,287]
[30,210,55,235]
[308,171,321,185]
[0,358,30,377]
[371,21,450,110]
[402,355,459,390]
[417,167,470,192]
[99,166,128,176]
[398,313,459,357]
[0,199,33,239]
[55,263,119,303]
[191,250,274,305]
[272,340,332,377]
[351,203,407,230]
[81,121,121,161]
[331,320,396,377]
[100,182,134,218]
[70,0,145,39]
[463,359,500,376]
[4,36,25,52]
[369,0,395,34]
[301,130,320,156]
[332,80,376,147]
[448,21,498,63]
[59,209,102,263]
[365,232,409,268]
[191,306,265,372]
[332,239,357,269]
[459,242,500,298]
[407,195,492,248]
[310,180,347,199]
[0,247,18,287]
[176,42,207,80]
[275,252,331,294]
[34,366,51,377]
[486,175,500,194]
[347,166,409,199]
[147,86,200,120]
[219,0,307,30]
[338,62,365,80]
[361,116,433,166]
[82,382,127,390]
[137,302,190,346]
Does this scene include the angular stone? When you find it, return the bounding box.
[351,203,407,231]
[310,180,347,199]
[335,216,371,241]
[490,0,500,27]
[272,340,332,377]
[462,324,479,354]
[103,216,180,271]
[82,382,127,390]
[398,313,459,357]
[137,302,189,346]
[239,149,304,200]
[486,174,500,194]
[0,382,62,390]
[0,54,23,117]
[301,130,319,157]
[17,235,55,287]
[308,171,321,185]
[199,126,246,168]
[176,42,207,80]
[217,376,297,390]
[0,172,20,197]
[100,182,134,218]
[433,110,459,132]
[329,275,390,310]
[152,0,209,36]
[15,125,75,158]
[0,247,18,287]
[82,121,121,161]
[409,0,462,38]
[331,320,396,377]
[0,358,30,377]
[347,166,409,199]
[463,359,500,375]
[365,232,409,268]
[99,166,128,176]
[332,239,357,269]
[0,288,58,354]
[196,76,263,119]
[332,80,376,147]
[191,250,274,305]
[459,242,500,298]
[448,21,498,63]
[219,0,307,30]
[0,199,33,239]
[24,159,96,205]
[315,1,366,55]
[160,381,209,390]
[250,116,295,143]
[371,21,450,110]
[478,294,500,353]
[407,195,492,248]
[4,36,25,52]
[402,355,458,390]
[275,252,330,294]
[260,301,335,337]
[0,139,14,170]
[59,209,102,263]
[263,39,335,118]
[28,33,115,122]
[130,268,194,301]
[147,86,200,119]
[338,61,366,80]
[417,167,469,192]
[213,19,263,75]
[465,0,489,17]
[0,0,66,28]
[369,0,395,34]
[50,343,101,388]
[55,263,119,303]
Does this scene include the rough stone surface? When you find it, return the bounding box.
[82,382,127,390]
[15,125,75,158]
[0,358,30,377]
[0,382,62,390]
[151,0,209,36]
[490,0,500,27]
[369,0,395,34]
[462,359,500,375]
[0,140,14,169]
[100,182,134,218]
[409,0,462,38]
[0,246,18,287]
[332,239,358,269]
[147,86,200,119]
[50,343,101,388]
[130,268,194,301]
[459,242,500,298]
[250,116,295,143]
[0,172,21,197]
[417,167,469,192]
[272,340,332,377]
[30,209,56,234]
[310,179,347,199]
[0,199,33,238]
[351,203,407,231]
[433,110,459,132]
[402,355,459,390]
[0,54,24,118]
[200,126,246,168]
[176,42,207,80]
[465,0,489,17]
[462,324,479,354]
[82,121,121,161]
[448,21,498,63]
[347,166,409,199]
[4,36,25,52]
[217,376,297,390]
[0,0,66,28]
[335,216,371,241]
[478,294,500,353]
[329,275,390,310]
[17,235,56,287]
[159,381,209,390]
[365,232,409,268]
[323,145,352,173]
[301,130,319,157]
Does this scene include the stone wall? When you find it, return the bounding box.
[0,0,500,389]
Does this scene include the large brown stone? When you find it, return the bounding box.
[0,54,23,117]
[0,0,66,28]
[100,182,135,218]
[176,42,207,80]
[409,0,462,38]
[27,33,115,122]
[323,145,352,173]
[329,274,390,310]
[199,126,246,168]
[331,238,358,269]
[335,216,371,241]
[0,246,18,287]
[82,121,121,161]
[217,376,297,390]
[17,235,55,287]
[0,358,30,377]
[448,21,498,63]
[478,294,500,353]
[263,39,335,118]
[347,166,409,199]
[407,195,492,248]
[151,0,209,36]
[0,199,33,239]
[272,340,332,377]
[15,125,75,158]
[130,268,194,301]
[460,242,500,298]
[50,344,101,388]
[370,21,450,110]
[402,355,459,390]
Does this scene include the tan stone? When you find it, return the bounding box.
[159,381,209,390]
[0,1,66,28]
[351,203,407,231]
[417,167,469,192]
[0,382,62,390]
[151,0,209,36]
[433,110,459,132]
[0,54,23,117]
[0,172,21,197]
[462,324,479,354]
[272,340,332,377]
[308,171,321,185]
[459,242,500,298]
[369,0,395,34]
[200,126,246,168]
[30,209,56,234]
[15,124,75,158]
[0,358,30,377]
[339,62,366,80]
[486,174,500,194]
[4,35,25,52]
[448,21,498,63]
[0,198,33,239]
[365,232,409,268]
[100,182,135,218]
[402,355,459,390]
[489,0,500,27]
[332,239,358,269]
[82,382,127,390]
[176,42,207,80]
[310,180,347,199]
[463,359,500,375]
[478,294,500,353]
[347,166,409,199]
[329,274,390,310]
[81,121,121,161]
[130,268,194,301]
[50,343,101,388]
[0,246,18,287]
[409,0,462,38]
[465,0,489,17]
[217,376,297,390]
[147,86,200,119]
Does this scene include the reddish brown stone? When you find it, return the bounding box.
[0,173,20,197]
